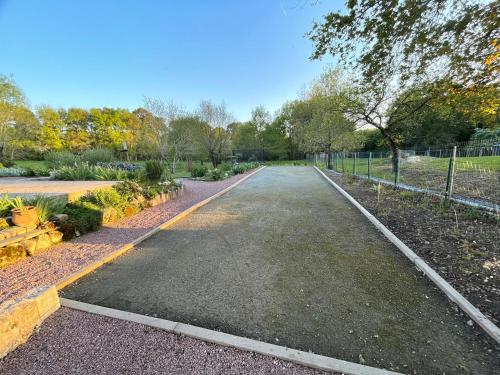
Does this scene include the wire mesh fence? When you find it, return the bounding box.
[312,138,500,211]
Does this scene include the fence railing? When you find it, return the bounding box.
[309,142,500,211]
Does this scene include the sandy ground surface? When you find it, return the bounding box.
[62,167,500,374]
[0,171,254,303]
[0,307,333,375]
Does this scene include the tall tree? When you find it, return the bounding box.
[309,2,499,168]
[60,108,91,151]
[37,106,64,151]
[0,75,27,157]
[132,108,165,159]
[196,100,234,167]
[143,97,184,159]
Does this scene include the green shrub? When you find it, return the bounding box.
[0,167,27,177]
[81,148,115,165]
[45,150,79,168]
[142,184,161,200]
[22,167,51,177]
[93,167,129,181]
[50,164,141,181]
[0,158,15,168]
[81,188,127,211]
[62,201,102,238]
[51,164,96,180]
[0,195,13,217]
[114,181,144,202]
[191,165,208,178]
[145,160,166,181]
[209,168,223,181]
[231,162,258,175]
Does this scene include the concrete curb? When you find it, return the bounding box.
[0,286,60,358]
[56,166,266,290]
[314,166,500,344]
[60,298,402,375]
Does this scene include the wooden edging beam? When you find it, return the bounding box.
[313,166,500,344]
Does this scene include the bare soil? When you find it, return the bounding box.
[326,171,500,326]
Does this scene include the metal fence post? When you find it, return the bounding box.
[368,152,372,180]
[445,146,457,200]
[394,150,400,187]
[353,152,357,175]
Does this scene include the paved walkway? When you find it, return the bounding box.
[62,167,499,374]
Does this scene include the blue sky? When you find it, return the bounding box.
[0,0,339,121]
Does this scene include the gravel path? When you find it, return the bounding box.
[0,172,254,303]
[62,167,500,374]
[0,307,333,375]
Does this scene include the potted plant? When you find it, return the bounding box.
[10,197,40,227]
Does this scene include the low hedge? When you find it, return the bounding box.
[190,162,259,180]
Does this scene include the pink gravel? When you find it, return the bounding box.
[0,172,254,303]
[0,307,334,375]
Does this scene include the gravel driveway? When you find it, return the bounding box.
[62,167,499,374]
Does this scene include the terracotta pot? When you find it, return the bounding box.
[11,206,40,227]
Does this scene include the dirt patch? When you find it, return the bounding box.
[325,171,500,326]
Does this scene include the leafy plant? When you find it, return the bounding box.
[209,168,223,181]
[145,160,166,181]
[114,181,144,202]
[8,197,26,210]
[0,167,27,177]
[81,188,127,211]
[25,195,66,222]
[45,150,79,168]
[62,201,103,238]
[191,165,208,178]
[81,148,115,165]
[0,195,13,217]
[22,167,51,177]
[142,185,161,200]
[96,162,142,171]
[50,164,93,180]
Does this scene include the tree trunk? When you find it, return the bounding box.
[378,127,399,173]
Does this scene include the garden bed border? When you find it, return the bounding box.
[314,166,500,344]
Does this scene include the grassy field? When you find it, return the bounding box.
[13,160,49,170]
[332,155,500,177]
[331,154,499,204]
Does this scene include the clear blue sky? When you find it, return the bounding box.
[0,0,339,121]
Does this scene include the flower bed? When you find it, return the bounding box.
[0,179,184,269]
[190,162,260,181]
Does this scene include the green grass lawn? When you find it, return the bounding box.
[332,155,500,177]
[13,160,50,170]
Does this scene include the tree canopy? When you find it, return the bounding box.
[309,0,499,87]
